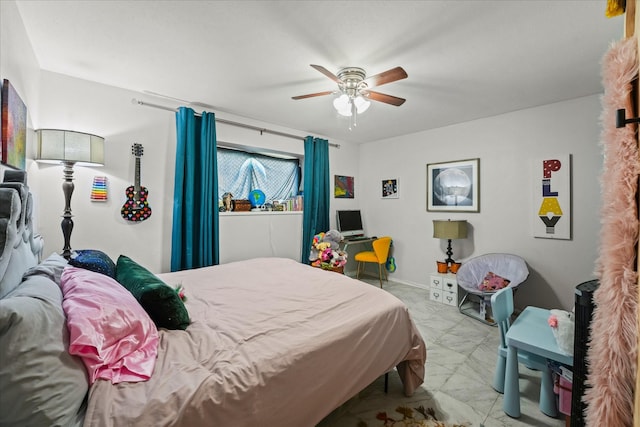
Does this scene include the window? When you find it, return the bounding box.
[217,147,301,202]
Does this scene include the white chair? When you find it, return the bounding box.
[455,253,529,325]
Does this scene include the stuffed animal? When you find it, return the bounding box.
[322,229,343,250]
[329,250,348,268]
[548,309,574,356]
[308,230,345,265]
[309,232,326,262]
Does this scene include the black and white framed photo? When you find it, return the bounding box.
[382,178,399,199]
[427,158,479,212]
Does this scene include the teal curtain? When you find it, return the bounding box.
[171,107,219,271]
[301,136,330,263]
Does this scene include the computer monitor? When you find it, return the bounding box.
[336,210,364,238]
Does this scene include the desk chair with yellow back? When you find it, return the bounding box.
[354,236,392,288]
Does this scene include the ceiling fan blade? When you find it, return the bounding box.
[364,67,408,88]
[365,90,406,106]
[310,64,341,83]
[292,90,335,100]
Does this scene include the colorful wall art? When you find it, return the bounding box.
[1,79,27,170]
[382,178,399,199]
[91,176,108,202]
[334,175,354,198]
[532,154,571,239]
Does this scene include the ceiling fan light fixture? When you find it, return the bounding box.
[333,94,352,116]
[293,64,408,126]
[354,95,371,114]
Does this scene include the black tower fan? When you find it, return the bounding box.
[570,279,599,427]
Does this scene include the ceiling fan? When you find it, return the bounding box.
[292,64,407,127]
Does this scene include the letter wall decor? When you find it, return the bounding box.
[532,154,571,239]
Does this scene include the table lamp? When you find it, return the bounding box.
[433,219,468,267]
[36,129,104,259]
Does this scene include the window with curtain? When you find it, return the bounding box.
[217,147,301,202]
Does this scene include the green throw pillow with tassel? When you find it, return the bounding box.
[116,255,190,330]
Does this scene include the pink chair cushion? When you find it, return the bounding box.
[479,272,511,291]
[456,253,529,294]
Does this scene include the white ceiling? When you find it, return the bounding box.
[15,1,624,144]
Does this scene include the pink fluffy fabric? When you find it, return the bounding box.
[584,36,639,427]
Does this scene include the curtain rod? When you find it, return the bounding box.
[132,98,340,148]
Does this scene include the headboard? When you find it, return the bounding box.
[0,170,44,298]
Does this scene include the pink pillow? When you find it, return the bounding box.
[479,271,511,291]
[59,267,159,384]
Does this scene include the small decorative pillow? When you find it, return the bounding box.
[69,249,116,278]
[479,271,511,291]
[116,255,190,330]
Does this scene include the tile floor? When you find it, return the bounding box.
[318,279,568,427]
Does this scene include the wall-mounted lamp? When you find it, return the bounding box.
[616,108,640,128]
[35,129,104,259]
[433,219,468,266]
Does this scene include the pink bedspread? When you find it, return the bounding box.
[83,258,426,427]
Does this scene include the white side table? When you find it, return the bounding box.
[429,273,458,306]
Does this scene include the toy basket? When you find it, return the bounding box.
[313,264,344,274]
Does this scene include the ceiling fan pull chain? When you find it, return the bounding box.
[351,100,357,129]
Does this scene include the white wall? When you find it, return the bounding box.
[358,95,603,310]
[1,2,360,273]
[31,71,356,272]
[3,0,602,310]
[0,1,41,208]
[219,212,303,263]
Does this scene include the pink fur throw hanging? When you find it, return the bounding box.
[584,36,639,427]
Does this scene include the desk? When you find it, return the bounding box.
[504,306,573,418]
[340,238,375,277]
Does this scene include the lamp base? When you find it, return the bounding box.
[444,238,456,265]
[61,160,75,260]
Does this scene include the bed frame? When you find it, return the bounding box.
[0,170,43,296]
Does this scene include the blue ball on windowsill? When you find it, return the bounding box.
[249,189,266,207]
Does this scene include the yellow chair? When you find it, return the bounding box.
[354,236,392,288]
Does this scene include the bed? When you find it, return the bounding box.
[0,171,426,427]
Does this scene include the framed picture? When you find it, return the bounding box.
[427,158,479,212]
[1,79,27,170]
[382,178,399,199]
[334,175,354,198]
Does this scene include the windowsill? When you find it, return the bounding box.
[219,211,303,217]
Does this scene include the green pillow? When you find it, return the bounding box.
[115,255,190,330]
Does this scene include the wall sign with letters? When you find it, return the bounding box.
[532,154,571,240]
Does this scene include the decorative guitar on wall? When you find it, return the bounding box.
[121,143,152,222]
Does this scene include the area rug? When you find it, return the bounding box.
[356,405,471,427]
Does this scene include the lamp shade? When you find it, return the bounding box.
[36,129,104,166]
[433,219,468,239]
